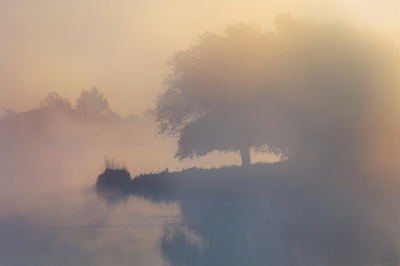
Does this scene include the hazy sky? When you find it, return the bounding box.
[1,0,400,117]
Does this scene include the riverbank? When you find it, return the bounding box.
[95,159,346,199]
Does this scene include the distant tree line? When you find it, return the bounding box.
[0,87,183,177]
[2,87,155,124]
[0,87,155,150]
[3,14,400,171]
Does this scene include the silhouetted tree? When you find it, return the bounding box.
[40,92,73,111]
[155,23,291,166]
[74,87,121,122]
[156,14,400,167]
[75,87,110,117]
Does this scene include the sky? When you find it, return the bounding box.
[1,0,400,117]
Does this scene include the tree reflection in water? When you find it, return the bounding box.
[97,163,400,266]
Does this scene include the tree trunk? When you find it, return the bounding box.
[240,147,251,167]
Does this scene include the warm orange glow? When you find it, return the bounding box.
[1,0,400,116]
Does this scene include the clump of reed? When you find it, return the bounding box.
[102,156,127,171]
[95,156,132,193]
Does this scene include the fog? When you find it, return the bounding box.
[2,1,400,265]
[2,0,400,116]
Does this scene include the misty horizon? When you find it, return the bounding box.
[2,0,400,117]
[2,3,400,266]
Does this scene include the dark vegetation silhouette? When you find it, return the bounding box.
[1,87,122,131]
[155,14,400,169]
[93,14,400,266]
[0,87,152,140]
[0,87,173,181]
[95,157,132,205]
[40,92,73,111]
[75,87,121,121]
[95,157,131,193]
[95,160,400,266]
[2,12,400,266]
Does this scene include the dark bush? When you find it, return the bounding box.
[95,157,132,192]
[96,168,132,192]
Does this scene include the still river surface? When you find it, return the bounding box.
[0,162,275,266]
[1,159,399,266]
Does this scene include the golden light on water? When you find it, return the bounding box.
[2,3,400,265]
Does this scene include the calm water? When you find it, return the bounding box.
[0,186,181,265]
[0,160,181,266]
[1,162,400,266]
[0,180,272,266]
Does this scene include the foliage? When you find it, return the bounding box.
[40,92,73,110]
[155,14,400,166]
[95,157,132,193]
[75,87,111,117]
[156,22,285,165]
[0,88,140,152]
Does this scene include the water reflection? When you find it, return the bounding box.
[0,179,181,266]
[98,171,400,266]
[161,226,211,266]
[2,163,399,266]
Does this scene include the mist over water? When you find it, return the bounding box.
[2,6,400,266]
[1,89,400,265]
[0,89,278,265]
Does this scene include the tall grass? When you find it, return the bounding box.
[103,156,127,171]
[96,156,132,193]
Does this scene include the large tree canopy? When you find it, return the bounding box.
[155,14,400,167]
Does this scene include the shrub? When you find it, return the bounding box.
[95,157,132,192]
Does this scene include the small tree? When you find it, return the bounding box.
[40,92,72,110]
[75,87,110,117]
